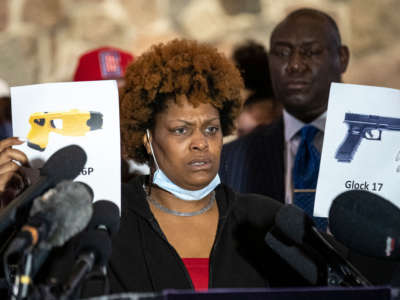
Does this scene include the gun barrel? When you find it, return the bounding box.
[344,113,400,129]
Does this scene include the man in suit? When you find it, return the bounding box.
[220,8,349,205]
[220,8,400,285]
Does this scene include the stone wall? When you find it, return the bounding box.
[0,0,399,89]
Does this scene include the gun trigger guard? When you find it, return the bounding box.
[363,129,382,140]
[364,129,373,139]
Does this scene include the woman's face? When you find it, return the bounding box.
[147,95,222,191]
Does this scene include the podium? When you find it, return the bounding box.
[82,286,393,300]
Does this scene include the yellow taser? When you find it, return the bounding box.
[27,109,103,151]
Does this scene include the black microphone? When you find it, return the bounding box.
[0,145,87,234]
[274,204,371,286]
[60,200,119,299]
[329,190,400,260]
[265,228,327,285]
[85,200,120,235]
[4,181,94,263]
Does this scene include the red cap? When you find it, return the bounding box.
[73,46,134,81]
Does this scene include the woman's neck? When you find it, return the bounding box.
[149,185,213,212]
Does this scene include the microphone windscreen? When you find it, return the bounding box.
[40,145,87,182]
[75,181,94,201]
[88,200,120,236]
[329,190,400,259]
[30,181,93,248]
[275,204,314,244]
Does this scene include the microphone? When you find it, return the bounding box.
[4,181,93,263]
[329,190,400,260]
[86,200,120,235]
[60,200,119,298]
[273,204,371,286]
[0,145,87,234]
[265,228,326,285]
[4,180,93,300]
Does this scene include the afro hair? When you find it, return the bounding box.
[120,39,243,164]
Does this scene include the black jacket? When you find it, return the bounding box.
[106,176,307,293]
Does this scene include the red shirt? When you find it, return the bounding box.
[182,258,209,291]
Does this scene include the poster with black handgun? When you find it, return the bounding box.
[315,82,400,218]
[11,81,121,208]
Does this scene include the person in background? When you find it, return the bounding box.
[73,46,134,88]
[231,40,282,137]
[236,94,282,137]
[220,8,349,229]
[0,79,12,140]
[73,46,149,180]
[0,137,29,209]
[220,8,400,285]
[0,79,29,209]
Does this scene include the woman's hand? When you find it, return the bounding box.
[0,137,28,193]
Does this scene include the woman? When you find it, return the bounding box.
[107,39,304,293]
[0,40,304,296]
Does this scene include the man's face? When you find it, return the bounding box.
[269,15,348,122]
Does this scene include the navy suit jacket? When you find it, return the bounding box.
[220,118,286,203]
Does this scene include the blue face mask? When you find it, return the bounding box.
[146,130,220,201]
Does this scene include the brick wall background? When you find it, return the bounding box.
[0,0,398,90]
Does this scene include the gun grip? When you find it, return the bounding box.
[335,132,363,163]
[27,126,49,152]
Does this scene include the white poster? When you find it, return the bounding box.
[11,81,121,208]
[315,82,400,217]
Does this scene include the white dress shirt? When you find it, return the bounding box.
[283,110,327,204]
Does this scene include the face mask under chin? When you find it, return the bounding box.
[146,129,220,201]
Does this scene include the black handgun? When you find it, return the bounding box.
[335,113,400,162]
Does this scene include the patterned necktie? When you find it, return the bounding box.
[292,125,327,231]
